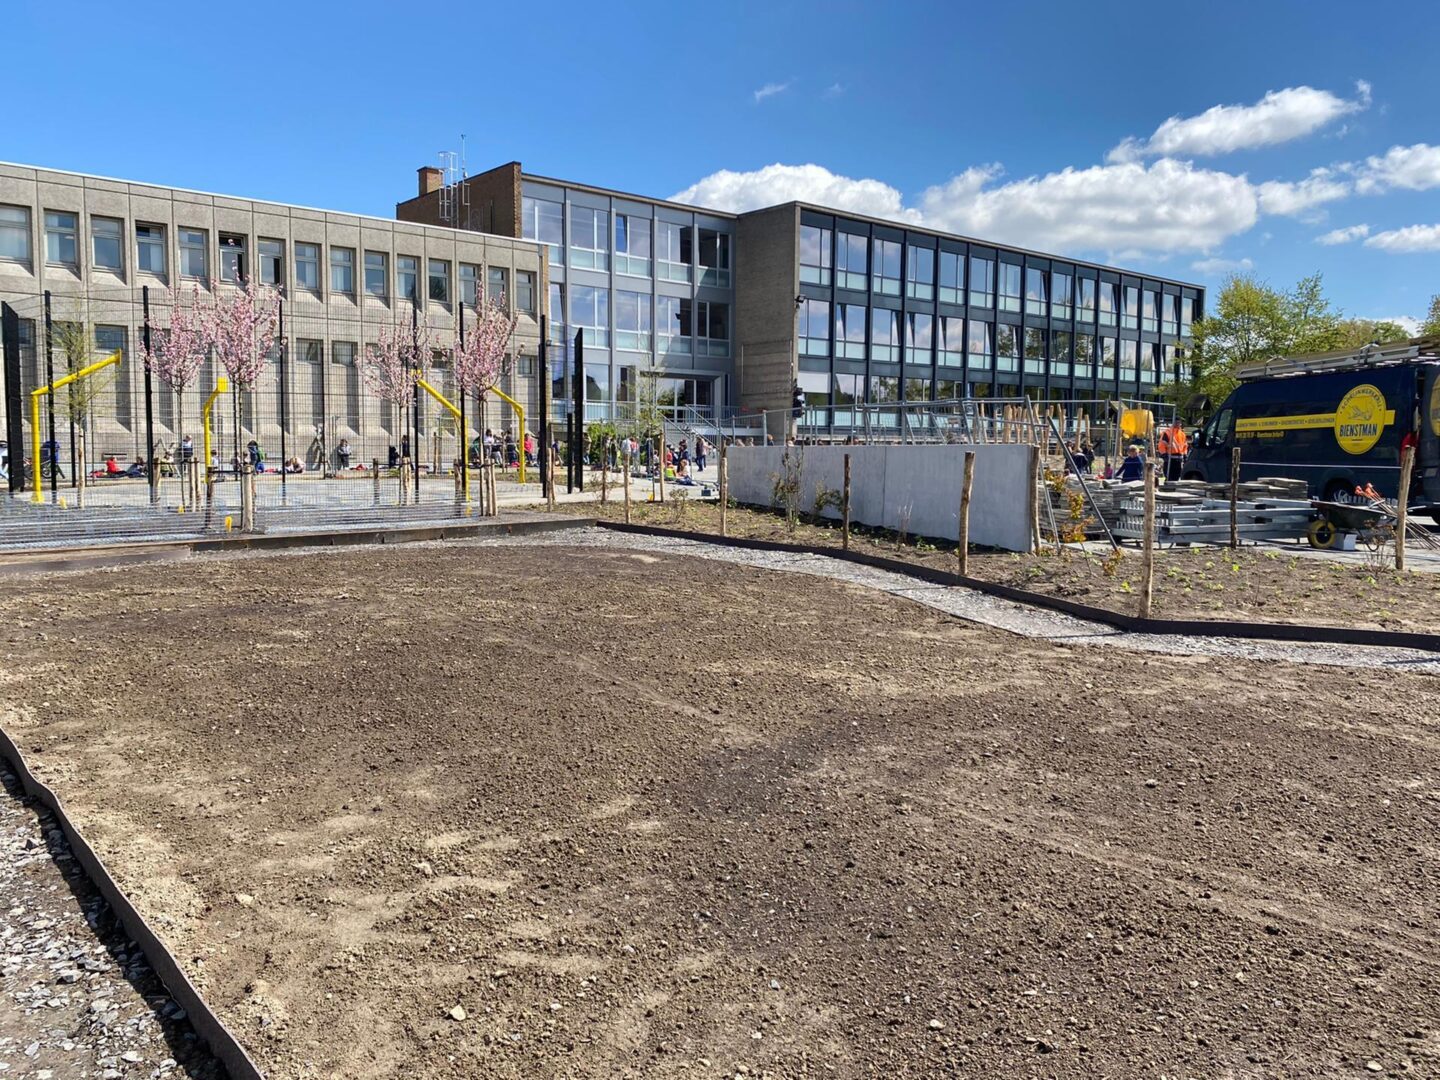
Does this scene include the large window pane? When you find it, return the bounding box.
[905,245,934,301]
[1025,267,1047,317]
[799,298,830,356]
[905,312,933,365]
[1098,282,1118,326]
[179,228,208,281]
[969,255,994,307]
[426,258,448,303]
[836,232,868,290]
[365,251,387,297]
[872,239,901,296]
[656,221,692,282]
[91,217,123,271]
[522,195,563,265]
[998,263,1022,313]
[698,229,730,287]
[571,284,610,346]
[996,324,1019,373]
[333,248,357,295]
[939,316,964,367]
[135,224,164,275]
[870,307,899,362]
[44,211,77,266]
[259,238,284,287]
[615,290,652,351]
[1052,271,1073,319]
[657,294,688,353]
[800,224,831,285]
[1077,278,1096,322]
[570,206,609,270]
[0,205,30,262]
[219,233,246,283]
[834,303,866,358]
[615,213,652,277]
[938,250,963,305]
[295,242,320,292]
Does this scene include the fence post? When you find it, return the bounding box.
[959,449,975,576]
[1139,462,1157,619]
[623,446,632,524]
[1396,445,1414,572]
[490,460,499,516]
[43,291,58,499]
[656,434,665,504]
[547,453,557,513]
[719,441,729,537]
[277,299,288,503]
[842,451,851,551]
[240,462,255,532]
[600,436,609,504]
[142,286,157,503]
[1229,447,1241,550]
[372,458,380,506]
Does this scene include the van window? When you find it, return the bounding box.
[1210,406,1233,445]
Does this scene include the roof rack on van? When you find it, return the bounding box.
[1234,335,1440,381]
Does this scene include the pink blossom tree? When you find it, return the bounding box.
[362,319,432,455]
[453,293,516,403]
[139,285,209,445]
[206,277,280,451]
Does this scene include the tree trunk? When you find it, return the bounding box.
[76,428,87,509]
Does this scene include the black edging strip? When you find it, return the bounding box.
[0,726,264,1080]
[596,521,1440,655]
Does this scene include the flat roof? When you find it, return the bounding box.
[0,160,537,246]
[515,167,1203,291]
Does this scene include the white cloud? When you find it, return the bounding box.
[1108,82,1370,162]
[823,82,845,99]
[1366,315,1421,336]
[752,80,794,104]
[1363,224,1440,253]
[1190,257,1254,275]
[672,159,1257,257]
[1351,143,1440,194]
[1315,223,1370,245]
[671,163,920,221]
[1256,167,1351,217]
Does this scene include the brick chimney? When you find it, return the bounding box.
[417,166,443,196]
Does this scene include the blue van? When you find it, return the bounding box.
[1182,341,1440,520]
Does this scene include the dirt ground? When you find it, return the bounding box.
[0,542,1437,1079]
[572,500,1440,633]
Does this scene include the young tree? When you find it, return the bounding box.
[50,312,114,504]
[452,294,515,401]
[207,277,279,454]
[140,285,209,444]
[361,318,432,455]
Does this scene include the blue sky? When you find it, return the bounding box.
[5,0,1438,326]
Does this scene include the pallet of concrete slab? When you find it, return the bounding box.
[1113,497,1316,544]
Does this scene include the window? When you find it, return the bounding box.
[135,224,165,275]
[426,258,448,303]
[333,341,360,431]
[95,325,129,429]
[798,370,830,415]
[615,214,652,277]
[571,284,609,346]
[656,221,692,281]
[570,206,609,270]
[584,363,610,406]
[939,317,964,367]
[799,298,830,356]
[1141,341,1160,383]
[835,303,866,359]
[1052,331,1072,377]
[219,233,246,283]
[1122,285,1139,330]
[458,263,479,306]
[515,270,535,315]
[996,324,1019,373]
[91,217,123,271]
[615,290,651,351]
[1163,294,1180,336]
[179,228,208,281]
[939,251,963,305]
[1024,328,1047,374]
[521,195,563,265]
[396,255,417,301]
[698,229,730,287]
[969,255,994,307]
[1099,336,1117,381]
[1142,289,1158,333]
[998,263,1022,313]
[45,211,78,266]
[937,378,961,400]
[295,339,324,430]
[1074,333,1094,376]
[800,224,831,285]
[365,251,387,297]
[658,295,688,353]
[836,232,868,290]
[1098,282,1118,326]
[550,283,565,343]
[905,245,934,301]
[872,239,901,295]
[697,301,729,354]
[1180,296,1195,335]
[869,375,900,403]
[905,376,932,402]
[968,321,993,365]
[487,266,508,305]
[1120,338,1139,382]
[0,205,29,262]
[1025,268,1048,316]
[833,372,862,417]
[905,312,933,366]
[259,239,284,287]
[1052,272,1072,319]
[870,307,899,362]
[1077,278,1096,322]
[295,242,321,292]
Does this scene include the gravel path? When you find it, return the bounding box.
[470,527,1440,674]
[0,767,223,1080]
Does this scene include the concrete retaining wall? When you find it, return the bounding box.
[725,444,1035,552]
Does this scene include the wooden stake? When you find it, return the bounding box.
[842,452,852,551]
[959,449,975,577]
[547,453,556,512]
[719,441,728,537]
[1229,446,1241,550]
[600,436,609,504]
[656,435,665,504]
[1140,462,1157,619]
[1027,444,1041,554]
[1396,444,1414,572]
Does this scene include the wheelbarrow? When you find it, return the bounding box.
[1308,500,1387,549]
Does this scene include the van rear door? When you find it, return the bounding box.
[1421,366,1440,505]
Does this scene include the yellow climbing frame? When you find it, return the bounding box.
[29,349,122,504]
[203,376,230,486]
[415,376,473,505]
[487,386,526,484]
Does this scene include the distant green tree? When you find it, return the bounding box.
[1332,318,1411,349]
[1421,294,1440,338]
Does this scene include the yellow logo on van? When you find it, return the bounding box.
[1430,379,1440,437]
[1334,384,1393,455]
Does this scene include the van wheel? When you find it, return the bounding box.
[1308,519,1338,548]
[1182,471,1204,482]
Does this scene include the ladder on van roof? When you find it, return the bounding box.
[1235,335,1440,382]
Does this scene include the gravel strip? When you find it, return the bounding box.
[0,767,223,1080]
[470,527,1440,674]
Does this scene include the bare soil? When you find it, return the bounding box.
[572,500,1440,633]
[0,543,1437,1079]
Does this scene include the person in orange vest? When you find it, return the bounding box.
[1157,418,1189,481]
